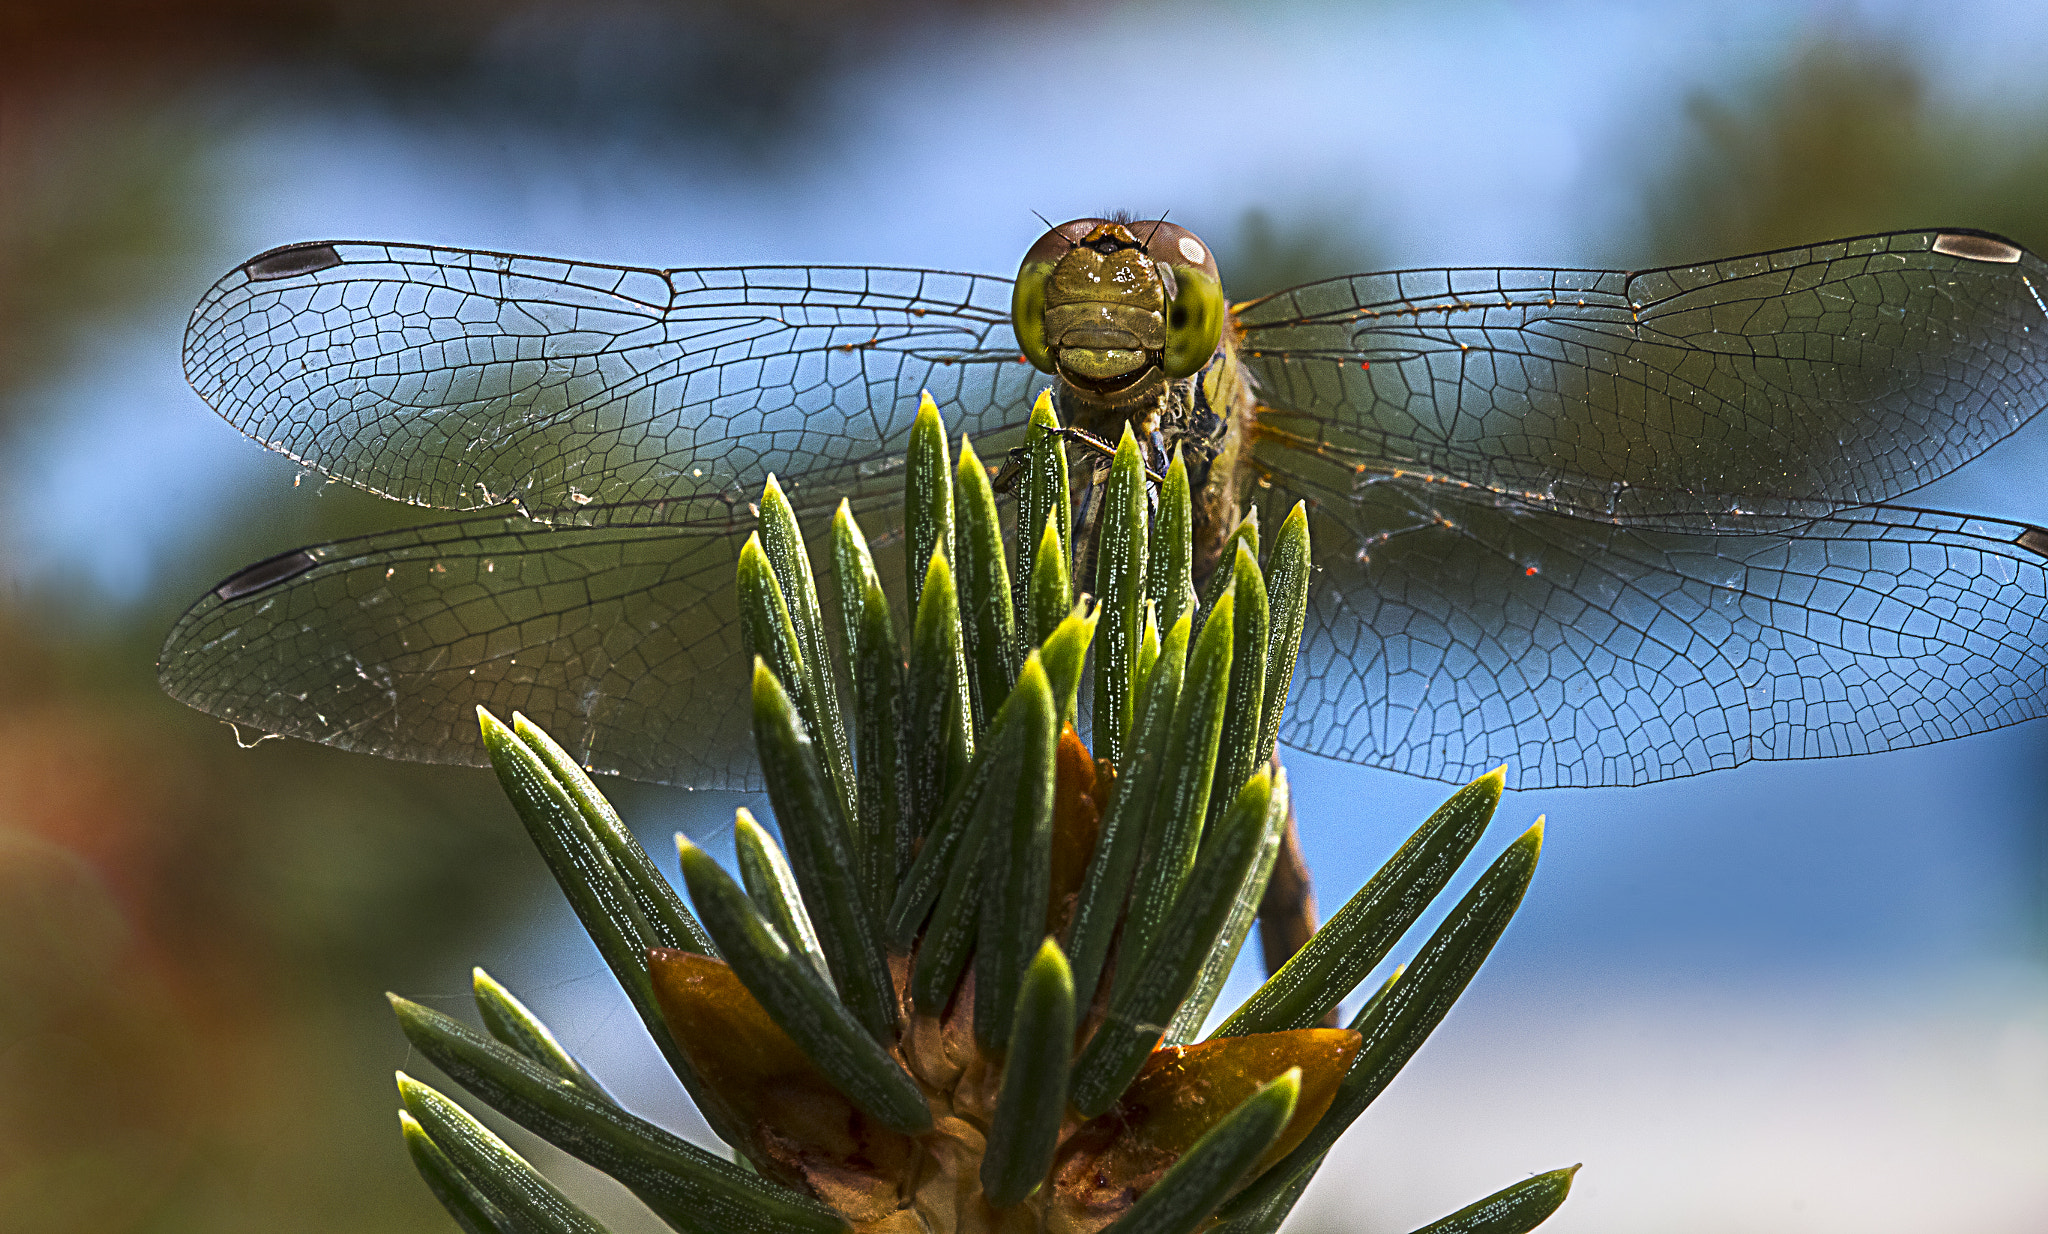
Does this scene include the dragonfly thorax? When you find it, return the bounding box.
[1052,336,1254,587]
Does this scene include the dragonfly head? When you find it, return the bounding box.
[1013,217,1225,405]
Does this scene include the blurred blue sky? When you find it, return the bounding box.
[7,0,2048,1228]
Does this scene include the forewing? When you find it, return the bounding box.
[158,494,912,789]
[185,241,1042,513]
[1247,477,2048,788]
[1238,229,2048,514]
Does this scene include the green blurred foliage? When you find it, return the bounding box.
[0,110,209,421]
[0,603,544,1232]
[1211,206,1387,303]
[1634,31,2048,265]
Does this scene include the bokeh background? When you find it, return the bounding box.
[5,0,2048,1230]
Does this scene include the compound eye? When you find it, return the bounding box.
[1140,222,1222,284]
[1161,264,1224,379]
[1011,261,1056,373]
[1012,219,1104,373]
[1020,218,1106,269]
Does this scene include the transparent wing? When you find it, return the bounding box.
[184,241,1045,513]
[158,493,916,790]
[1238,229,2048,515]
[1245,474,2048,788]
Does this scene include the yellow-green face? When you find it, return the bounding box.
[1012,218,1226,406]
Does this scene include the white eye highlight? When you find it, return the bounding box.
[1178,236,1206,264]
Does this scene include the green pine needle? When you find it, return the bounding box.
[955,432,1018,729]
[1064,612,1191,1011]
[509,714,714,957]
[907,549,974,841]
[1120,587,1235,977]
[905,392,955,613]
[397,1108,515,1234]
[1073,769,1278,1117]
[750,662,899,1040]
[832,501,910,916]
[1405,1166,1581,1234]
[397,1077,612,1234]
[973,654,1059,1050]
[1222,820,1544,1217]
[980,939,1077,1207]
[676,837,932,1136]
[1146,447,1196,637]
[1092,423,1150,764]
[1208,540,1269,835]
[472,967,616,1104]
[733,808,835,988]
[393,1007,841,1233]
[758,473,858,834]
[1218,768,1505,1038]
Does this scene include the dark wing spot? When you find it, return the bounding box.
[214,548,319,600]
[243,243,345,282]
[1933,232,2024,264]
[2016,527,2048,559]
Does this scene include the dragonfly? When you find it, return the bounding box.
[161,220,2048,805]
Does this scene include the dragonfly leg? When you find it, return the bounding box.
[992,447,1030,493]
[1058,426,1167,484]
[993,429,1167,493]
[1060,425,1121,464]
